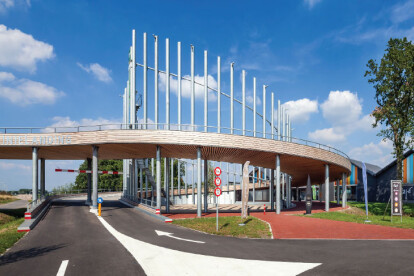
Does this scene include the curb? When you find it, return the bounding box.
[17,200,53,232]
[119,199,173,223]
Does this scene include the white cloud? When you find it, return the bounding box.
[159,73,218,101]
[77,62,112,83]
[349,139,394,167]
[0,161,30,172]
[281,98,318,123]
[47,116,121,132]
[308,128,346,143]
[321,90,362,126]
[246,95,262,106]
[391,0,414,24]
[0,72,64,105]
[0,25,54,72]
[0,0,14,13]
[304,0,322,9]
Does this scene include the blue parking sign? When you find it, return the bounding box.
[98,197,103,204]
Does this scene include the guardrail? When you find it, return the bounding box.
[0,123,350,161]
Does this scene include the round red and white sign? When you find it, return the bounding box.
[214,187,222,197]
[214,177,221,186]
[214,167,222,176]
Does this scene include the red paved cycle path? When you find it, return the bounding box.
[165,202,414,240]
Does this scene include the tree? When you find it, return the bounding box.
[74,160,123,191]
[365,37,414,179]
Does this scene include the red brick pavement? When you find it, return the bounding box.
[165,201,414,240]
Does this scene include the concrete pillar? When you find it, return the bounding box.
[204,158,208,213]
[275,155,281,214]
[325,164,329,212]
[40,158,45,197]
[270,168,275,211]
[296,187,299,201]
[336,179,340,205]
[92,146,99,209]
[140,168,143,202]
[156,146,161,209]
[32,147,38,204]
[165,158,170,213]
[342,172,347,208]
[197,148,202,217]
[287,175,291,208]
[86,158,92,205]
[253,167,256,203]
[171,159,174,203]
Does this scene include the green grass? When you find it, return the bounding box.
[303,202,414,229]
[0,208,26,254]
[173,216,272,239]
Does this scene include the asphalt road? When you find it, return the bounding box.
[0,200,145,276]
[0,199,28,209]
[1,199,414,275]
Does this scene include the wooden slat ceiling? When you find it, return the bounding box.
[0,130,351,186]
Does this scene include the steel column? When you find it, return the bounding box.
[40,158,45,197]
[276,155,281,214]
[143,32,147,129]
[230,63,234,134]
[166,38,170,130]
[325,164,330,212]
[177,41,181,130]
[32,147,38,203]
[253,77,257,137]
[171,158,174,203]
[92,146,99,209]
[192,161,195,204]
[204,50,208,132]
[140,168,143,202]
[342,173,347,208]
[86,158,92,205]
[204,158,208,213]
[277,100,281,140]
[178,160,181,196]
[191,45,195,131]
[262,85,267,138]
[197,148,202,217]
[154,35,159,129]
[217,56,221,133]
[271,93,274,139]
[156,146,161,209]
[165,158,170,213]
[336,179,340,205]
[242,70,246,136]
[270,168,275,211]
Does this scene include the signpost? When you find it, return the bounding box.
[214,167,222,231]
[391,180,402,222]
[97,197,103,216]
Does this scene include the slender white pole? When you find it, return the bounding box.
[166,38,170,130]
[253,77,256,137]
[230,63,234,134]
[282,107,285,141]
[204,50,208,132]
[177,42,181,131]
[131,30,136,128]
[154,35,158,129]
[262,85,267,138]
[191,45,195,131]
[277,100,281,140]
[242,70,246,136]
[325,164,330,212]
[276,155,281,214]
[197,148,202,217]
[143,33,147,129]
[271,92,274,139]
[156,146,161,209]
[217,56,221,133]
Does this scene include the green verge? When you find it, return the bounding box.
[172,216,272,239]
[0,197,18,205]
[0,208,26,254]
[302,202,414,229]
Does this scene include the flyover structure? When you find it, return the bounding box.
[0,30,351,216]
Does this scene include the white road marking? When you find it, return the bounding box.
[97,216,321,276]
[155,230,205,243]
[56,260,69,276]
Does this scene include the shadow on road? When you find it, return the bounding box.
[0,244,67,266]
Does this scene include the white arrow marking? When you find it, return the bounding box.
[155,230,205,244]
[97,216,321,276]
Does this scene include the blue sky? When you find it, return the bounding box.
[1,0,414,191]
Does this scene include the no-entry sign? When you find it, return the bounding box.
[214,177,221,186]
[214,167,222,176]
[214,187,222,197]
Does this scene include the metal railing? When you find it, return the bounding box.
[0,123,350,160]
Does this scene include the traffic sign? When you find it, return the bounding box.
[214,177,221,186]
[214,187,222,197]
[214,167,222,176]
[98,197,103,204]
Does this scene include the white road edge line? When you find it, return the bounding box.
[97,215,321,276]
[56,260,69,276]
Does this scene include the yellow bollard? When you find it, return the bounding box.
[98,203,101,216]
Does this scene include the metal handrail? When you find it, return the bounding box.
[0,123,350,160]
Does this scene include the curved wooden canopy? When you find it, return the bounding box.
[0,129,351,187]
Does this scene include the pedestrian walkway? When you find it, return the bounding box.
[166,201,414,240]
